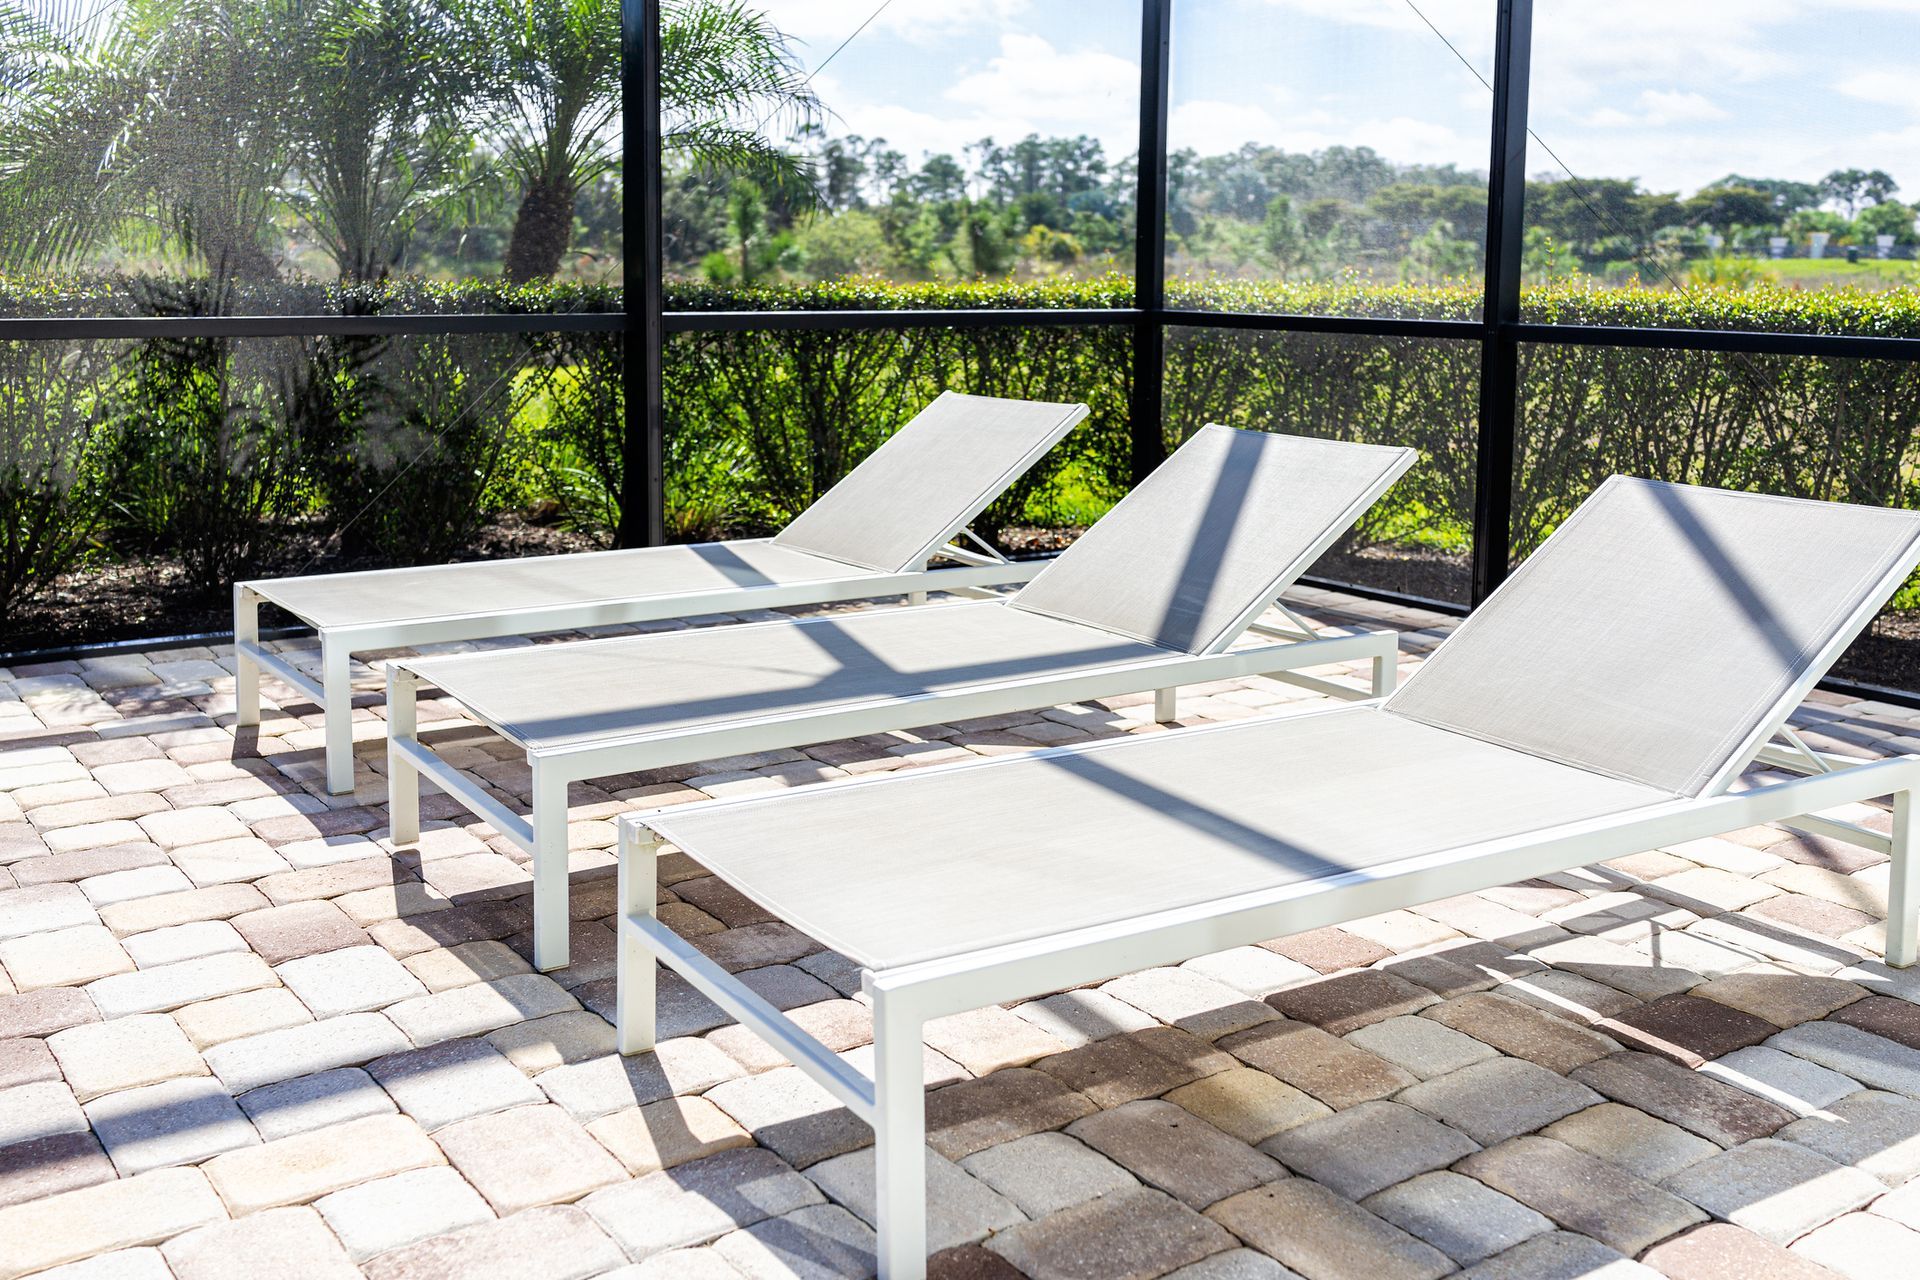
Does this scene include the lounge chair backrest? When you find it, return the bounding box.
[1387,477,1920,797]
[772,392,1089,574]
[1009,426,1417,655]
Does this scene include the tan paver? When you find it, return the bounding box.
[0,1166,228,1280]
[47,1012,209,1101]
[203,1112,443,1214]
[160,1206,360,1280]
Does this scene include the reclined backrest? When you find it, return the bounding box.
[772,392,1089,574]
[1009,425,1417,655]
[1387,477,1920,796]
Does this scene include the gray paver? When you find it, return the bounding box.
[806,1147,1024,1253]
[1397,1057,1602,1145]
[710,1203,876,1280]
[1363,1170,1554,1265]
[1261,1100,1479,1201]
[1661,1138,1881,1245]
[1345,1014,1497,1079]
[1768,1021,1920,1098]
[958,1131,1137,1219]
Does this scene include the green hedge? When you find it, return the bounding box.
[7,273,1920,631]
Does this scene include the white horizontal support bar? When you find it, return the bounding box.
[236,640,324,704]
[1265,669,1375,702]
[390,738,534,849]
[626,912,877,1121]
[1776,812,1893,855]
[1755,743,1875,776]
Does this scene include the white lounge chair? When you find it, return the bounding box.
[235,392,1090,794]
[613,477,1920,1279]
[387,427,1420,970]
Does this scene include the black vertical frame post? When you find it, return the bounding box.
[1130,0,1174,486]
[619,0,668,548]
[1470,0,1532,602]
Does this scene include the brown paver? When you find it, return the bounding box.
[1421,991,1618,1073]
[1217,1018,1417,1109]
[988,1186,1235,1280]
[1594,994,1779,1066]
[925,1068,1098,1161]
[1830,995,1920,1050]
[1572,1051,1796,1146]
[1031,1025,1233,1107]
[229,900,370,964]
[1066,1099,1283,1209]
[1691,968,1867,1028]
[1264,968,1437,1035]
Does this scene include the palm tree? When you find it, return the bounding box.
[0,0,303,282]
[290,0,485,282]
[466,0,819,284]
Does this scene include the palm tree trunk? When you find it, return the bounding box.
[503,171,579,284]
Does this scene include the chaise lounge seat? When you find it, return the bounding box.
[234,392,1090,793]
[386,426,1420,969]
[613,476,1920,1278]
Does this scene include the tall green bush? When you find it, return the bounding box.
[0,339,114,623]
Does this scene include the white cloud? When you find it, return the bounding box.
[945,34,1138,124]
[1584,89,1729,130]
[799,34,1139,164]
[752,0,1030,52]
[1837,69,1920,109]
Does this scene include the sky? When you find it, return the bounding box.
[755,0,1920,199]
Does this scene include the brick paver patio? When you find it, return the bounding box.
[3,587,1920,1279]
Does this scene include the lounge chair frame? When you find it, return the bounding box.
[614,737,1917,1279]
[235,537,1034,795]
[608,488,1920,1278]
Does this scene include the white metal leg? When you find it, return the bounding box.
[532,764,571,972]
[1371,649,1398,698]
[386,668,420,846]
[234,587,260,728]
[322,638,355,795]
[1890,789,1917,968]
[870,991,928,1280]
[1154,688,1178,722]
[617,823,659,1054]
[906,591,928,607]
